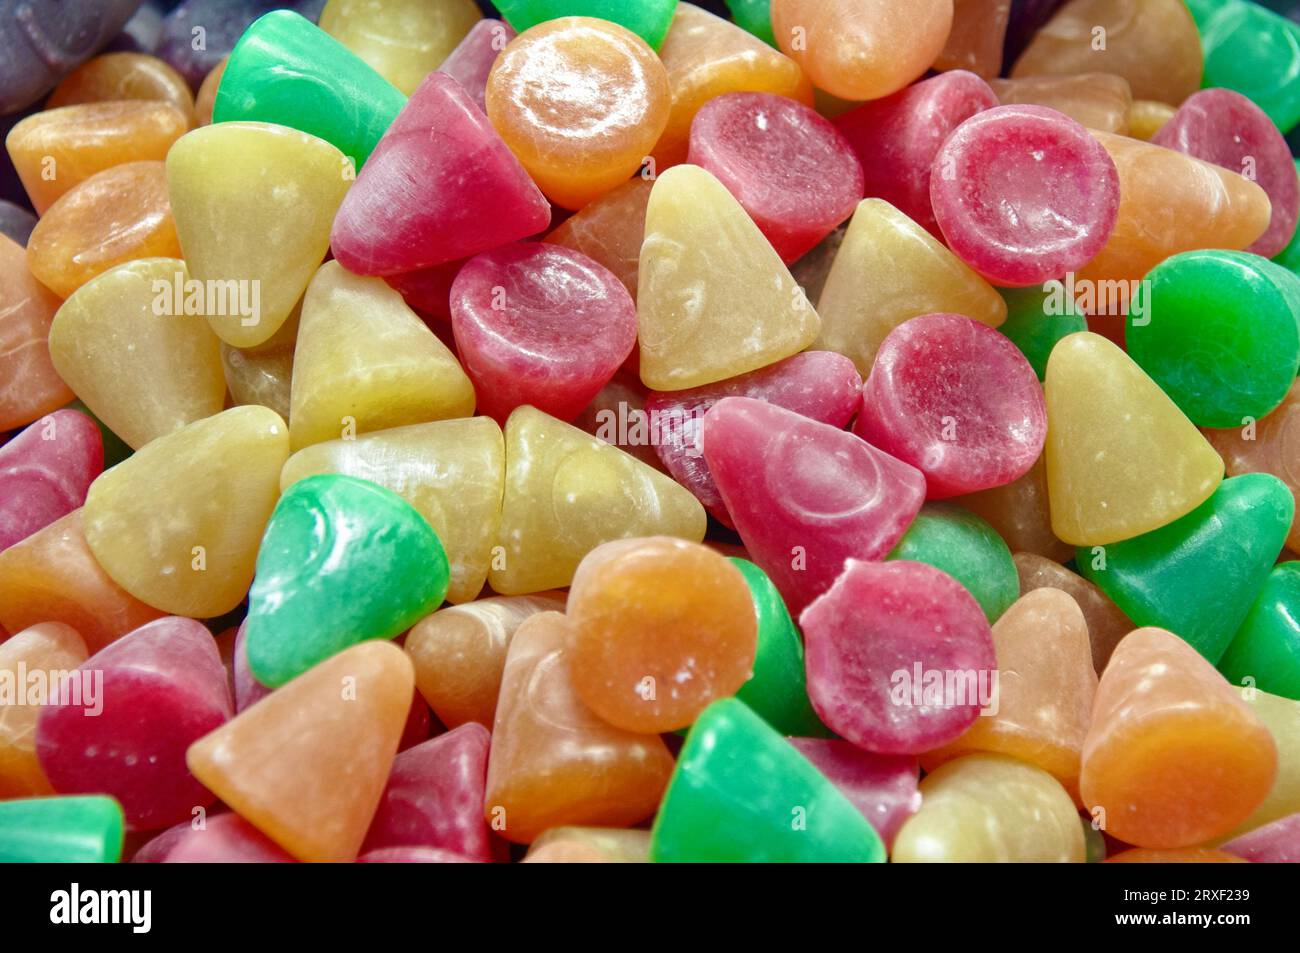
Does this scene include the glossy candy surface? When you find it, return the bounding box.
[0,623,88,798]
[0,795,125,863]
[0,410,102,554]
[1220,563,1300,701]
[319,0,480,95]
[0,235,73,430]
[989,73,1131,134]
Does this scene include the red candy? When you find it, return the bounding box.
[931,104,1120,286]
[0,409,103,552]
[854,313,1046,499]
[438,19,517,114]
[687,92,863,263]
[449,242,637,423]
[799,560,997,755]
[702,396,926,614]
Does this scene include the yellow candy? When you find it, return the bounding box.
[815,198,1006,375]
[892,753,1086,862]
[490,406,706,594]
[82,406,289,617]
[1220,691,1300,841]
[523,826,651,863]
[281,417,504,603]
[166,122,351,348]
[319,0,481,95]
[220,302,299,422]
[1044,332,1224,546]
[1127,100,1176,141]
[637,164,820,391]
[47,258,225,450]
[288,261,474,451]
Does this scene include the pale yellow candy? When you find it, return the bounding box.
[892,753,1086,862]
[1220,691,1300,841]
[319,0,480,95]
[281,418,504,604]
[47,258,225,450]
[220,302,299,421]
[491,405,706,594]
[815,199,1007,375]
[82,406,289,617]
[1129,100,1176,141]
[288,261,474,451]
[523,826,651,863]
[637,164,821,391]
[165,122,351,348]
[1044,332,1223,546]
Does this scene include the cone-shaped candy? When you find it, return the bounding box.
[637,164,821,391]
[1223,691,1300,840]
[47,258,225,450]
[490,406,705,594]
[0,409,102,553]
[1045,332,1224,546]
[0,235,73,430]
[0,795,124,863]
[545,178,653,298]
[0,623,88,798]
[319,0,481,96]
[1080,628,1277,848]
[245,474,449,688]
[81,406,290,618]
[1188,0,1300,134]
[1219,563,1300,701]
[438,19,518,112]
[1015,552,1133,673]
[1221,814,1300,864]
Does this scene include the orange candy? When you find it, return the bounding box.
[46,52,195,124]
[935,0,1010,79]
[0,510,165,654]
[26,161,181,300]
[484,611,674,843]
[565,537,757,733]
[956,455,1074,565]
[545,177,653,298]
[1108,848,1248,864]
[194,58,228,127]
[1080,628,1278,848]
[486,17,670,210]
[990,73,1133,135]
[1014,553,1133,672]
[5,101,189,215]
[0,235,72,430]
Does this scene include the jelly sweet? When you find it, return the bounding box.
[318,0,481,95]
[787,739,919,846]
[0,236,74,430]
[0,409,102,554]
[989,73,1131,135]
[1128,99,1175,140]
[991,285,1087,381]
[523,826,650,863]
[0,623,88,798]
[158,813,296,864]
[1226,690,1300,839]
[46,52,195,122]
[956,455,1073,564]
[0,795,124,863]
[1187,0,1300,134]
[1014,552,1133,672]
[1219,562,1300,701]
[936,0,1011,79]
[544,178,652,298]
[438,19,517,113]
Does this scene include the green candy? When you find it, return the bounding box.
[0,796,124,863]
[1276,160,1300,275]
[729,558,827,737]
[1219,561,1300,700]
[1078,473,1293,664]
[214,10,406,169]
[493,0,679,48]
[889,503,1019,623]
[996,285,1088,381]
[1082,818,1106,864]
[725,0,776,46]
[1127,250,1300,428]
[1186,0,1300,132]
[650,698,885,863]
[246,474,449,687]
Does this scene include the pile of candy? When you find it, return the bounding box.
[3,0,1300,864]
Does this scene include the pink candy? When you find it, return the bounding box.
[0,408,102,552]
[437,19,517,114]
[788,738,921,847]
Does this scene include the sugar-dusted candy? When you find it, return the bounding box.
[1014,552,1132,673]
[936,0,1010,79]
[856,313,1047,499]
[360,723,493,862]
[1128,98,1175,140]
[771,0,953,102]
[187,642,414,863]
[1127,251,1300,427]
[288,262,474,451]
[1079,474,1292,663]
[484,612,674,843]
[651,698,885,862]
[0,409,102,553]
[703,398,925,614]
[438,19,517,113]
[637,164,820,390]
[5,101,188,216]
[81,406,289,619]
[318,0,480,95]
[787,739,920,847]
[1221,814,1300,864]
[814,199,1006,375]
[0,510,165,653]
[956,456,1073,564]
[0,795,125,863]
[1080,628,1277,848]
[1153,88,1300,258]
[486,17,669,210]
[1186,0,1300,134]
[800,560,996,754]
[835,72,998,241]
[544,178,652,298]
[989,73,1131,135]
[490,406,705,595]
[1220,563,1300,701]
[161,813,296,864]
[450,243,637,423]
[213,10,405,169]
[46,52,194,122]
[405,593,564,729]
[888,504,1018,623]
[687,92,862,263]
[893,753,1085,862]
[1044,332,1224,546]
[47,258,224,451]
[36,617,230,831]
[1011,0,1202,106]
[0,623,88,798]
[245,474,448,688]
[644,351,862,526]
[332,71,550,275]
[0,235,73,430]
[566,537,757,733]
[281,418,503,605]
[524,826,650,863]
